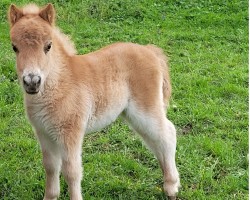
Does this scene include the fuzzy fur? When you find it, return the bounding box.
[8,3,180,200]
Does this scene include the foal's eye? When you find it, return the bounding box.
[44,42,52,54]
[12,44,18,53]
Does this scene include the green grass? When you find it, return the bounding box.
[0,0,248,199]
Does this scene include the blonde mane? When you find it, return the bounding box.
[22,4,40,15]
[53,28,77,56]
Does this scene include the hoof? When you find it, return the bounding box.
[164,176,181,199]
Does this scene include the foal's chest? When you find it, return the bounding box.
[26,102,58,137]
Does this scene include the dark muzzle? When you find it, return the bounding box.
[23,73,41,94]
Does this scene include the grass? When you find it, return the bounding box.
[0,0,248,199]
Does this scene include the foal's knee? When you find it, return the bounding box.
[62,158,83,199]
[62,159,82,184]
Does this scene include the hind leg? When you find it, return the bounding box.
[123,104,180,198]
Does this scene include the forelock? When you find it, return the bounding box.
[22,4,40,15]
[11,16,52,46]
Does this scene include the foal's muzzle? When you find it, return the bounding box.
[23,73,41,94]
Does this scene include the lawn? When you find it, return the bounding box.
[0,0,248,199]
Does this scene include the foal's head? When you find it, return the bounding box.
[8,4,55,95]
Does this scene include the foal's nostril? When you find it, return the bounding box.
[37,76,41,85]
[23,75,32,86]
[33,75,41,87]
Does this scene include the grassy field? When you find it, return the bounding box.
[0,0,248,199]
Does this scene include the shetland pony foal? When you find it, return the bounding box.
[8,3,180,200]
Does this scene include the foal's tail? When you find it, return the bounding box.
[146,45,172,108]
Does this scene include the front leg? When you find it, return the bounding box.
[37,132,62,200]
[43,149,62,200]
[61,134,84,200]
[62,152,83,200]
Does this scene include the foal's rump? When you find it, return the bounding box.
[111,43,171,110]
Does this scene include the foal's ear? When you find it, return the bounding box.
[8,4,23,27]
[39,3,55,25]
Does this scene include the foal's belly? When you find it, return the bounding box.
[85,102,127,134]
[85,81,129,134]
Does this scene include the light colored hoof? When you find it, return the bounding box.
[164,178,180,199]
